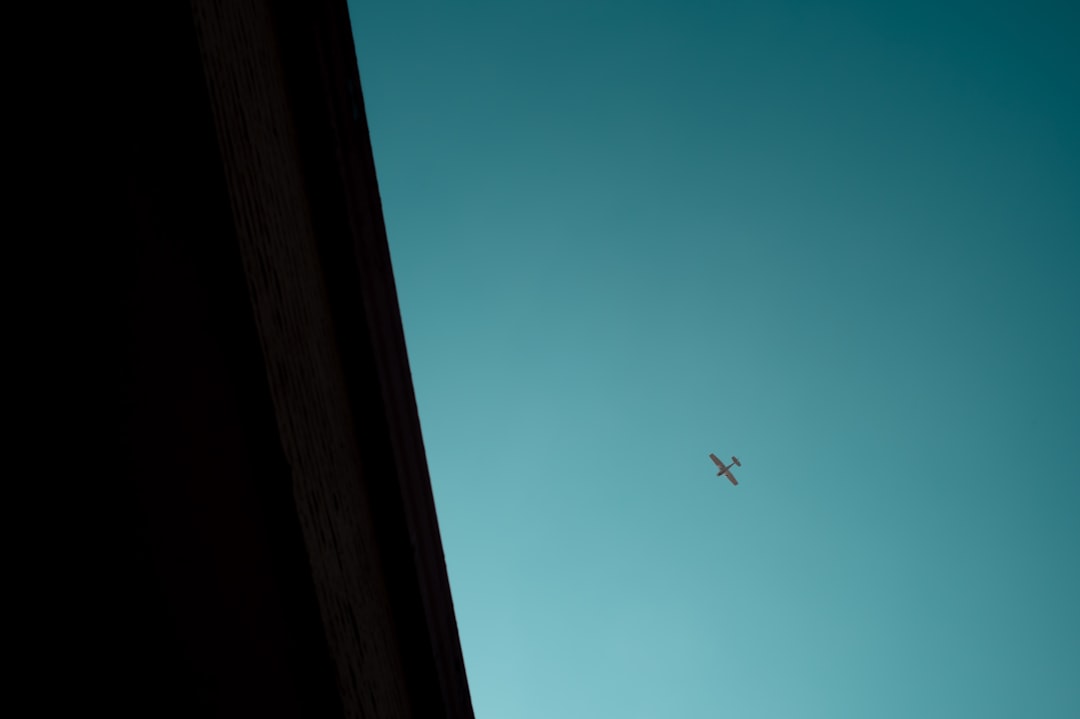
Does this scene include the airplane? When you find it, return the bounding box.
[709,453,742,486]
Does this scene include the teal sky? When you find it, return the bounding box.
[347,1,1079,716]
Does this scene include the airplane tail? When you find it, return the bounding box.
[732,456,741,467]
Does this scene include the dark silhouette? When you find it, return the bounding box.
[34,1,475,716]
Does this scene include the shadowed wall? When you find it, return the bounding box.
[82,1,475,716]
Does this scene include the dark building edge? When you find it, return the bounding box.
[266,2,475,714]
[29,0,474,715]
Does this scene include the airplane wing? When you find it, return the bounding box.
[709,453,724,467]
[723,470,739,486]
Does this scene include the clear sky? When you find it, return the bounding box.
[347,1,1079,716]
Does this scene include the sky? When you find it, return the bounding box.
[346,1,1079,716]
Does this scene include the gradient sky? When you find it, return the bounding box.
[347,1,1079,716]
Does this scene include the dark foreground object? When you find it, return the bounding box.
[45,1,474,716]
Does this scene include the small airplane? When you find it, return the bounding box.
[709,453,742,486]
